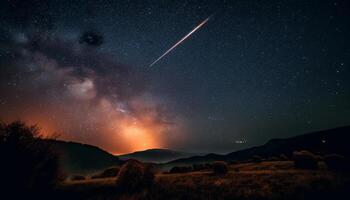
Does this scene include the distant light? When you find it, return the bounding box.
[322,140,326,143]
[235,140,247,144]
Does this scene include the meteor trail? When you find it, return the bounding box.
[149,16,212,67]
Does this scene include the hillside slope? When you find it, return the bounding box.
[47,140,121,175]
[166,125,350,166]
[119,148,199,163]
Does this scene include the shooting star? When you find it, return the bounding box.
[149,15,212,67]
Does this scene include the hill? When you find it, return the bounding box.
[166,125,350,167]
[119,148,199,163]
[47,140,122,175]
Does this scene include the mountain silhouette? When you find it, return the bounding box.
[119,148,200,163]
[47,140,121,175]
[165,125,350,167]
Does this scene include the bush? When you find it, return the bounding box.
[212,161,228,175]
[280,154,289,160]
[252,155,263,163]
[91,166,120,179]
[268,156,280,161]
[229,160,240,165]
[292,150,318,169]
[143,163,156,186]
[205,163,213,169]
[116,159,155,192]
[314,155,324,161]
[193,164,205,171]
[71,175,86,181]
[169,166,192,173]
[0,121,63,197]
[324,154,350,171]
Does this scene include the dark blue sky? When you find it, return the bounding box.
[0,0,349,153]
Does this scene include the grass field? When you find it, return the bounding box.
[57,161,350,200]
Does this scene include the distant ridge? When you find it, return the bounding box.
[45,125,350,173]
[119,148,200,163]
[165,125,350,167]
[46,140,122,175]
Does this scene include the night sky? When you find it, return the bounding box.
[0,0,349,154]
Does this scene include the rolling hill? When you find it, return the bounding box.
[47,140,122,175]
[165,125,350,167]
[119,148,200,163]
[45,125,350,173]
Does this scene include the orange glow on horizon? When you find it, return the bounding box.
[120,123,160,153]
[4,97,176,155]
[109,112,166,154]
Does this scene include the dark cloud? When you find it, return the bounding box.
[0,31,180,154]
[19,32,142,99]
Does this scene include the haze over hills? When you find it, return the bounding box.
[47,125,350,173]
[164,125,350,167]
[119,148,201,163]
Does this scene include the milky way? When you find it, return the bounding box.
[1,0,350,154]
[0,30,185,154]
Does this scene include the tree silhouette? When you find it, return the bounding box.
[0,121,63,197]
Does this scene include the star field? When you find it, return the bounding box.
[0,0,349,153]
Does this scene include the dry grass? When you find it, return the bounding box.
[57,161,350,200]
[153,170,345,200]
[229,161,295,171]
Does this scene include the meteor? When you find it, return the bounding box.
[149,16,212,67]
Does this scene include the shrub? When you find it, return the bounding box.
[205,163,213,169]
[314,155,324,161]
[280,154,289,160]
[268,156,280,161]
[324,154,350,171]
[169,166,192,173]
[252,155,263,163]
[229,160,240,165]
[0,121,63,197]
[212,161,228,175]
[193,164,205,171]
[116,159,155,192]
[143,163,156,186]
[71,175,86,181]
[292,150,318,169]
[169,166,180,173]
[91,166,120,179]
